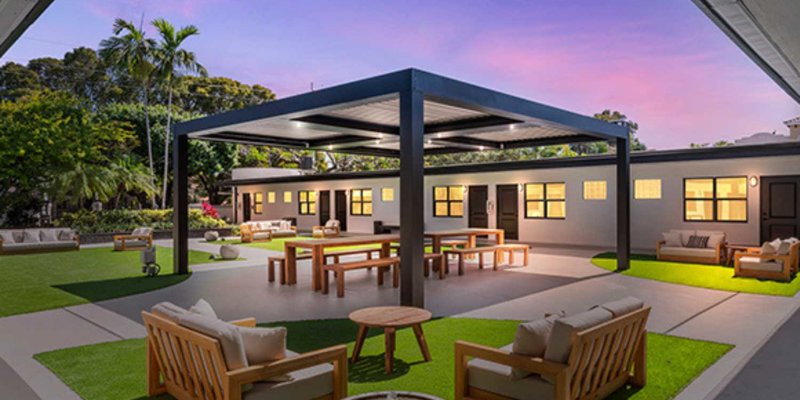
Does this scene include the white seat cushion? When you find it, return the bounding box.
[467,345,555,400]
[2,242,77,251]
[253,232,271,240]
[659,246,715,258]
[739,257,785,273]
[116,239,148,247]
[244,351,333,400]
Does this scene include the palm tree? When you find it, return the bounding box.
[99,18,158,208]
[49,162,117,206]
[110,156,158,208]
[152,18,207,209]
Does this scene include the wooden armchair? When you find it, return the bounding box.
[455,307,650,400]
[113,227,153,251]
[142,312,348,400]
[312,220,341,238]
[734,241,800,282]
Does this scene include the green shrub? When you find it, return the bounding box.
[54,209,228,233]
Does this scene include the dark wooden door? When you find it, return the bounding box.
[468,185,489,228]
[335,190,348,231]
[496,184,519,240]
[319,190,331,225]
[241,193,251,222]
[761,176,800,242]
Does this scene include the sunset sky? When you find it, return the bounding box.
[3,0,799,149]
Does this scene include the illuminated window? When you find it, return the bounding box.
[433,185,464,217]
[684,177,747,222]
[381,187,394,202]
[634,179,662,199]
[283,191,292,203]
[267,192,276,204]
[583,181,607,200]
[253,192,263,214]
[525,182,565,219]
[350,188,373,216]
[298,190,316,215]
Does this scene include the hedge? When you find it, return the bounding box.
[54,209,228,234]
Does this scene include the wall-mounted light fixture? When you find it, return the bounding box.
[749,176,759,187]
[518,183,524,192]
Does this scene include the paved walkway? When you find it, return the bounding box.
[1,238,798,399]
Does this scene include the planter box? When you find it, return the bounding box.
[79,228,233,245]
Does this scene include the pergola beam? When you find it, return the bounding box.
[616,137,631,271]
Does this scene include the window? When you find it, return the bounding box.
[283,191,292,203]
[525,182,566,219]
[350,188,373,216]
[634,179,662,199]
[253,192,263,214]
[298,190,316,215]
[684,177,747,222]
[583,181,607,200]
[267,192,276,204]
[381,187,394,202]
[433,185,464,217]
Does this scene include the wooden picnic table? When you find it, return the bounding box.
[284,234,398,291]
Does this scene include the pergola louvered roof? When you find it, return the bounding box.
[175,69,628,157]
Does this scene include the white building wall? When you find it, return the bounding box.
[234,154,800,251]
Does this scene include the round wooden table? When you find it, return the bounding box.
[349,306,433,374]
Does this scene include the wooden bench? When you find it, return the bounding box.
[398,253,446,282]
[444,245,503,275]
[322,257,401,297]
[267,251,312,284]
[495,243,530,266]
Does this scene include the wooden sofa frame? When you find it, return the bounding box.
[734,242,800,282]
[656,240,725,265]
[455,306,650,400]
[0,234,80,255]
[239,224,272,243]
[142,311,348,400]
[113,233,153,251]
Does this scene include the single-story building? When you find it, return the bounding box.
[225,142,800,251]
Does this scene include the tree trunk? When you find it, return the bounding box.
[144,83,157,209]
[160,85,173,209]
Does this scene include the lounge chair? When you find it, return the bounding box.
[312,219,341,238]
[734,238,799,281]
[113,227,153,251]
[456,297,649,400]
[142,302,348,400]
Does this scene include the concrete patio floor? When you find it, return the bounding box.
[0,238,798,399]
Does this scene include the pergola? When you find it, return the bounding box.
[172,68,631,307]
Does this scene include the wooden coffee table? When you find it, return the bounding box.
[349,306,433,374]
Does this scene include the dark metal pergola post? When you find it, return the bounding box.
[173,133,190,275]
[398,86,425,307]
[616,137,630,271]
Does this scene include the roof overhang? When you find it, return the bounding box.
[175,68,628,157]
[694,0,800,104]
[0,0,53,57]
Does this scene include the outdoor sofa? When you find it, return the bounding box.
[0,228,79,254]
[734,238,800,282]
[240,220,297,243]
[657,229,726,264]
[113,227,154,251]
[455,297,649,400]
[142,300,347,400]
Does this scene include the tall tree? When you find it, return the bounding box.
[99,18,158,207]
[593,109,646,151]
[151,18,207,208]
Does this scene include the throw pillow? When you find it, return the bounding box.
[23,230,41,243]
[511,311,565,380]
[662,232,682,247]
[597,297,644,318]
[761,241,777,255]
[238,326,288,364]
[776,241,792,256]
[0,231,15,244]
[58,230,75,241]
[686,235,709,248]
[40,229,58,242]
[189,299,218,319]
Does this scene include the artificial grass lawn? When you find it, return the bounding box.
[0,246,214,317]
[35,318,731,400]
[592,252,800,297]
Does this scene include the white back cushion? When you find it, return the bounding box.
[0,231,15,244]
[597,297,644,318]
[189,299,218,319]
[544,308,613,364]
[238,326,287,364]
[152,302,190,323]
[511,312,564,380]
[669,230,695,247]
[40,229,59,242]
[23,230,41,243]
[178,313,248,371]
[662,232,682,247]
